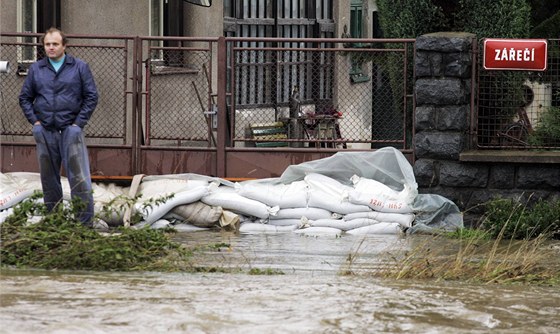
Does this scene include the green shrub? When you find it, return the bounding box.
[529,107,560,146]
[530,10,560,38]
[376,0,446,38]
[454,0,531,38]
[0,194,193,271]
[481,197,560,240]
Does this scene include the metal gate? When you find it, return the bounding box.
[1,33,415,179]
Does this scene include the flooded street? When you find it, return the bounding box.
[1,231,559,333]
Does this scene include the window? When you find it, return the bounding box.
[350,0,363,40]
[17,0,61,73]
[149,0,184,65]
[224,0,335,107]
[17,0,37,63]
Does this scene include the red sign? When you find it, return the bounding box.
[483,39,547,71]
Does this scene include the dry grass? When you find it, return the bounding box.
[371,231,560,285]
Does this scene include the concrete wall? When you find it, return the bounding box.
[413,32,560,226]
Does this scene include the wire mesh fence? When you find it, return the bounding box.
[1,34,414,152]
[0,35,131,142]
[476,39,560,149]
[228,38,415,150]
[144,40,215,146]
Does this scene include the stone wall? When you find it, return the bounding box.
[413,32,560,226]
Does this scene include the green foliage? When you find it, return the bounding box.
[529,107,560,146]
[376,0,447,38]
[0,196,193,271]
[444,228,491,240]
[530,10,560,38]
[454,0,531,38]
[481,197,560,240]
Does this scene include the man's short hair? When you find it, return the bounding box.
[41,27,67,46]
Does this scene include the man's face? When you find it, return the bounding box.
[43,32,66,61]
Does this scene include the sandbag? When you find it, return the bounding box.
[219,210,240,230]
[171,201,222,228]
[138,177,208,201]
[151,218,172,229]
[266,218,303,227]
[344,211,415,228]
[0,208,14,225]
[304,217,382,231]
[172,223,210,232]
[345,222,402,235]
[304,173,353,198]
[308,189,370,215]
[135,186,209,225]
[0,173,42,210]
[271,207,333,220]
[236,180,308,208]
[202,184,278,219]
[347,174,415,214]
[293,226,343,237]
[239,222,297,234]
[346,190,413,214]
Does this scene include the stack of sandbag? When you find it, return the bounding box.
[236,172,416,236]
[129,175,237,231]
[0,148,463,234]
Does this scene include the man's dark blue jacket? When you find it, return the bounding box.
[19,54,98,130]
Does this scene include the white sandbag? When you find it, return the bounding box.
[0,208,14,225]
[345,222,403,235]
[172,223,210,232]
[151,218,172,229]
[0,173,42,210]
[308,189,370,215]
[271,207,333,220]
[138,177,208,201]
[235,180,308,208]
[93,183,129,226]
[0,186,35,210]
[348,174,415,213]
[344,211,415,228]
[346,190,413,214]
[135,186,209,225]
[202,185,278,219]
[266,218,303,227]
[171,201,222,228]
[304,173,354,198]
[239,222,297,234]
[293,226,343,237]
[305,217,382,231]
[351,174,415,202]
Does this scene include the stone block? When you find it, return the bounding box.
[413,158,439,187]
[416,32,475,52]
[415,51,443,77]
[416,78,469,105]
[517,165,560,190]
[414,132,465,160]
[439,161,488,187]
[443,52,472,78]
[436,105,469,131]
[488,165,515,188]
[415,106,436,131]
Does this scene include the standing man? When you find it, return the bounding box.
[19,27,98,226]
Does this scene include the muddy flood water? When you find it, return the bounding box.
[1,231,559,334]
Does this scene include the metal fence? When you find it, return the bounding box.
[0,33,132,142]
[227,37,415,149]
[1,33,414,177]
[476,38,560,149]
